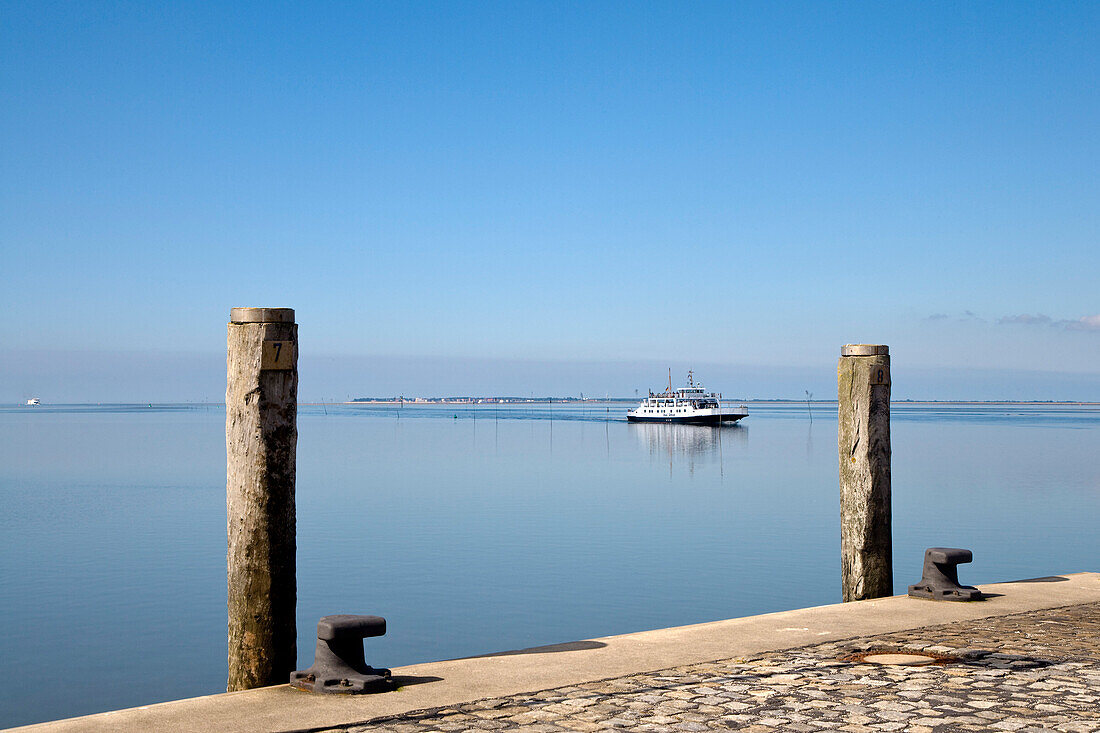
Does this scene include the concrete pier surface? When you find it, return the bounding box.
[9,573,1099,733]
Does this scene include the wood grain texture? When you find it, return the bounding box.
[838,351,892,602]
[226,319,297,691]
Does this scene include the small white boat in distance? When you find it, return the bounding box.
[627,370,748,425]
[26,398,40,405]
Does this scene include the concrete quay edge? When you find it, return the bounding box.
[11,571,1099,733]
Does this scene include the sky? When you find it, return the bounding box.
[2,1,1098,401]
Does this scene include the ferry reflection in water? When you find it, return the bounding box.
[629,421,748,476]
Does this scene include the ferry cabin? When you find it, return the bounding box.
[633,387,719,418]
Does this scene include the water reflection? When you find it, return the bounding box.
[629,422,748,476]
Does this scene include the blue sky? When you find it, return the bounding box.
[2,2,1098,401]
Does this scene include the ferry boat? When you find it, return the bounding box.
[627,371,748,425]
[26,398,40,406]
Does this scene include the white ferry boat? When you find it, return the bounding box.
[627,371,748,425]
[26,398,40,406]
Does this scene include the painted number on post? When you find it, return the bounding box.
[869,365,890,385]
[261,340,294,370]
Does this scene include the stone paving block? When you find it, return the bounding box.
[554,721,603,732]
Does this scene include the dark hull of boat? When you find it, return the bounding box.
[627,413,746,425]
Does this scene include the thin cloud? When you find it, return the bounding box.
[1063,314,1100,331]
[923,311,985,323]
[998,313,1053,326]
[998,313,1100,332]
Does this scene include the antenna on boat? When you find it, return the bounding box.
[667,368,672,395]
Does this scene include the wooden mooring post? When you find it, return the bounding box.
[838,344,892,601]
[226,307,298,691]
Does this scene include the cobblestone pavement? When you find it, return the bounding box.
[330,603,1100,733]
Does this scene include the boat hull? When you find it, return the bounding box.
[627,412,746,425]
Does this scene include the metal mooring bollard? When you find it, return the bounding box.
[290,615,394,694]
[908,547,983,601]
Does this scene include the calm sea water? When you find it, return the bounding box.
[1,401,1098,726]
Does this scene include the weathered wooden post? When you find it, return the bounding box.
[838,344,892,601]
[226,307,298,691]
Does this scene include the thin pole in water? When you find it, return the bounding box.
[717,423,724,481]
